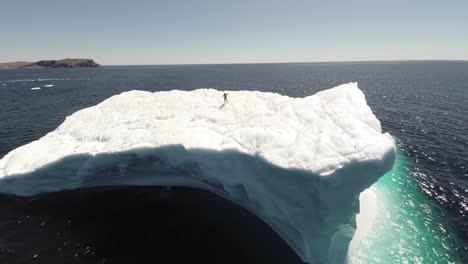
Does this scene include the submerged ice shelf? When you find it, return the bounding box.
[0,83,396,263]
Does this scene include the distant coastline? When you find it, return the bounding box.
[0,58,100,70]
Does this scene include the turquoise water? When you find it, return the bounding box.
[350,148,464,264]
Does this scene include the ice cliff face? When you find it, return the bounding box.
[0,83,396,263]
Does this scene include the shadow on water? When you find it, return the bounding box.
[0,145,392,263]
[0,146,315,264]
[0,186,303,264]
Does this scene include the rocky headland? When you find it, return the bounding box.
[0,58,100,70]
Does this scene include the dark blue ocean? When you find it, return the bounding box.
[0,61,467,263]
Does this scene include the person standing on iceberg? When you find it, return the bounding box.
[219,92,229,109]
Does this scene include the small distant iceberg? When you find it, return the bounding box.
[0,83,396,264]
[30,87,41,90]
[44,84,54,87]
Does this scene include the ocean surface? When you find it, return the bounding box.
[0,61,467,263]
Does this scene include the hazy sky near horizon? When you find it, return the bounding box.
[1,0,467,65]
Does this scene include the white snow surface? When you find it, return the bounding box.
[0,82,396,263]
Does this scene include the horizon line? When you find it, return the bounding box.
[1,59,467,66]
[104,59,468,67]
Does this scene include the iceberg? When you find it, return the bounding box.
[0,83,395,263]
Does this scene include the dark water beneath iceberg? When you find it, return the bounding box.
[0,61,467,263]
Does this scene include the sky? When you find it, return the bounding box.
[1,0,467,65]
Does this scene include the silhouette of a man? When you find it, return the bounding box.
[223,92,229,103]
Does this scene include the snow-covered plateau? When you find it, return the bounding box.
[0,83,396,263]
